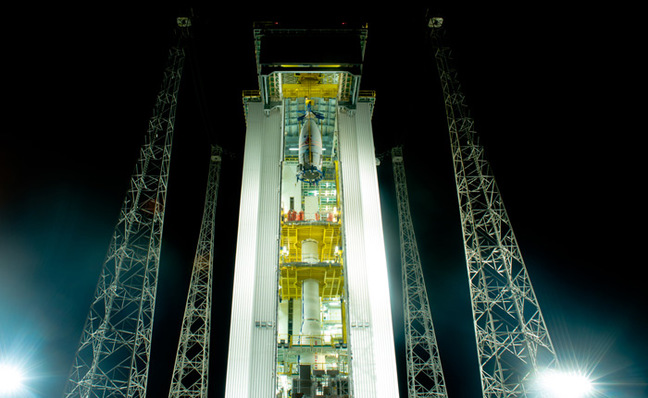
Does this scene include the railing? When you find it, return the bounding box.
[242,89,261,98]
[277,334,346,349]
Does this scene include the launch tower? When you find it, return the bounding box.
[392,147,448,398]
[224,23,400,398]
[428,17,557,397]
[63,18,190,398]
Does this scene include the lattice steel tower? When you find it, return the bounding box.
[391,146,448,398]
[168,145,222,398]
[427,17,557,397]
[63,17,190,398]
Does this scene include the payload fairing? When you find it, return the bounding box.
[297,99,325,183]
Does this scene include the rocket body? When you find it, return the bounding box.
[297,112,324,183]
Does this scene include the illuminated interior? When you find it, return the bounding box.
[276,74,350,396]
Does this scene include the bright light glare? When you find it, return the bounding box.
[0,363,25,393]
[537,369,593,398]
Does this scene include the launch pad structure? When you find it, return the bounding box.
[224,22,400,398]
[61,14,561,398]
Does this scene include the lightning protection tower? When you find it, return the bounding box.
[427,17,557,397]
[224,22,400,398]
[391,146,448,398]
[63,17,191,398]
[168,145,222,398]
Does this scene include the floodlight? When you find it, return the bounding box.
[537,369,593,398]
[0,363,25,394]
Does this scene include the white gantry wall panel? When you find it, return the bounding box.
[338,108,375,397]
[225,102,282,398]
[338,103,400,398]
[251,105,282,394]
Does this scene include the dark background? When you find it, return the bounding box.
[1,3,645,397]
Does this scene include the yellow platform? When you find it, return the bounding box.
[280,221,341,264]
[279,263,344,300]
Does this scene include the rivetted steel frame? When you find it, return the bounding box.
[63,27,187,398]
[391,146,448,398]
[168,145,222,398]
[427,19,557,397]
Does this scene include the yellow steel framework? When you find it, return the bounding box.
[280,222,341,264]
[279,220,344,301]
[264,72,357,102]
[283,83,339,99]
[279,264,344,301]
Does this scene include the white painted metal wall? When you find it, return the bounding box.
[225,102,282,397]
[338,103,400,398]
[281,163,301,212]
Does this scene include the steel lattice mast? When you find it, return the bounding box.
[391,146,448,398]
[63,17,190,398]
[168,145,222,398]
[427,17,557,397]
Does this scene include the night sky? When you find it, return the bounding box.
[1,3,645,397]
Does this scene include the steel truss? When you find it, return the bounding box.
[427,17,557,397]
[168,146,222,398]
[392,146,449,398]
[63,22,189,398]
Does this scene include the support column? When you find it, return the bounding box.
[338,103,400,398]
[225,102,282,398]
